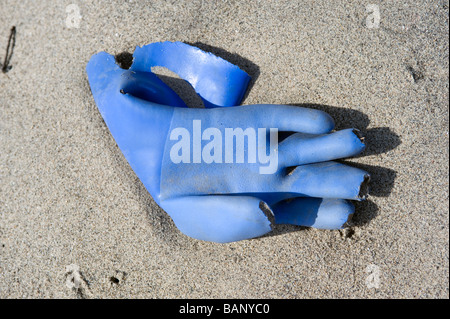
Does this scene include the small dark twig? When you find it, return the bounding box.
[1,26,16,73]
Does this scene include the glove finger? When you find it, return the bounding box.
[281,161,370,200]
[271,197,354,229]
[161,195,274,243]
[279,128,366,167]
[87,51,189,107]
[120,70,189,108]
[237,104,335,134]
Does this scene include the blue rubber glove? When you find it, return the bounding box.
[86,42,370,243]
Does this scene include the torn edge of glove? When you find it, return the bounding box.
[121,41,252,108]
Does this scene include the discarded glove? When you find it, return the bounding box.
[86,41,370,243]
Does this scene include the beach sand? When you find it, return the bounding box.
[0,0,448,298]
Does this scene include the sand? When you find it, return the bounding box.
[0,0,448,298]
